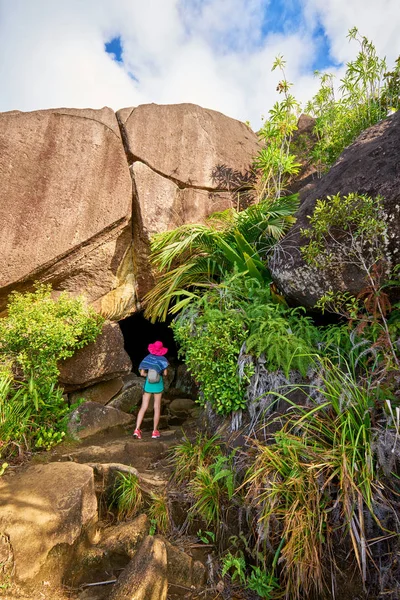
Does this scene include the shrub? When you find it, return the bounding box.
[0,284,103,457]
[305,28,398,173]
[172,305,251,415]
[169,432,223,483]
[0,284,104,392]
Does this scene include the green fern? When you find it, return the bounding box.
[244,302,319,376]
[144,195,298,322]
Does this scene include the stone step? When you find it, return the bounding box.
[60,434,177,471]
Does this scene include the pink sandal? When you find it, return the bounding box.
[133,429,142,439]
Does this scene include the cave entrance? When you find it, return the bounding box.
[119,311,178,373]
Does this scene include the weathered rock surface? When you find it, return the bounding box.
[160,536,206,589]
[0,107,134,317]
[59,322,132,390]
[100,515,150,558]
[118,103,259,188]
[68,401,134,440]
[69,377,123,406]
[0,102,260,313]
[270,111,400,307]
[118,103,260,297]
[107,377,144,412]
[109,535,168,600]
[174,364,198,398]
[169,398,197,417]
[66,438,172,471]
[0,463,97,582]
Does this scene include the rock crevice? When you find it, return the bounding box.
[0,102,260,318]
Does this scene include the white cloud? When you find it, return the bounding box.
[0,0,399,129]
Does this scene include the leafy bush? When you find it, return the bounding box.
[144,195,298,322]
[189,454,236,527]
[0,284,103,392]
[0,284,103,457]
[305,28,399,172]
[300,192,387,269]
[172,305,251,414]
[169,432,223,483]
[301,192,400,371]
[221,552,279,599]
[255,55,301,199]
[172,276,324,414]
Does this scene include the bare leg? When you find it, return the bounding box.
[135,392,151,430]
[153,393,162,431]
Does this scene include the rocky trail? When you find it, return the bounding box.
[0,411,215,600]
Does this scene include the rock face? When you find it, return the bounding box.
[0,107,134,318]
[59,322,132,390]
[0,103,260,315]
[68,401,134,439]
[69,377,123,406]
[270,111,400,307]
[107,378,144,413]
[117,103,259,189]
[288,113,317,194]
[109,535,168,600]
[118,103,260,297]
[0,462,97,582]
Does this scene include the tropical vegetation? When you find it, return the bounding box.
[0,284,103,459]
[0,24,399,600]
[156,29,400,598]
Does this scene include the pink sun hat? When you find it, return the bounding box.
[148,340,168,356]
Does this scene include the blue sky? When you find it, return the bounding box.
[0,0,399,128]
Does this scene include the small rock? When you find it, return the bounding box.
[169,398,197,417]
[68,401,133,440]
[175,364,198,398]
[107,384,143,413]
[121,373,145,391]
[70,378,124,406]
[100,514,150,558]
[159,536,206,589]
[109,535,167,600]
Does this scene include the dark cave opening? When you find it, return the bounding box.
[119,312,178,372]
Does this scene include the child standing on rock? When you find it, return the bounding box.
[133,341,169,440]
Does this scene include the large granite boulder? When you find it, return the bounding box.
[0,107,134,319]
[270,111,400,307]
[0,102,261,312]
[118,103,261,296]
[59,322,132,390]
[0,463,97,582]
[117,103,259,188]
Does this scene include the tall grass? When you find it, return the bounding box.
[148,492,170,535]
[110,472,143,520]
[0,367,33,457]
[244,361,390,599]
[169,433,223,483]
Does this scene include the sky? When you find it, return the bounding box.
[0,0,399,129]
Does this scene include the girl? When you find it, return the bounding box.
[133,341,169,439]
